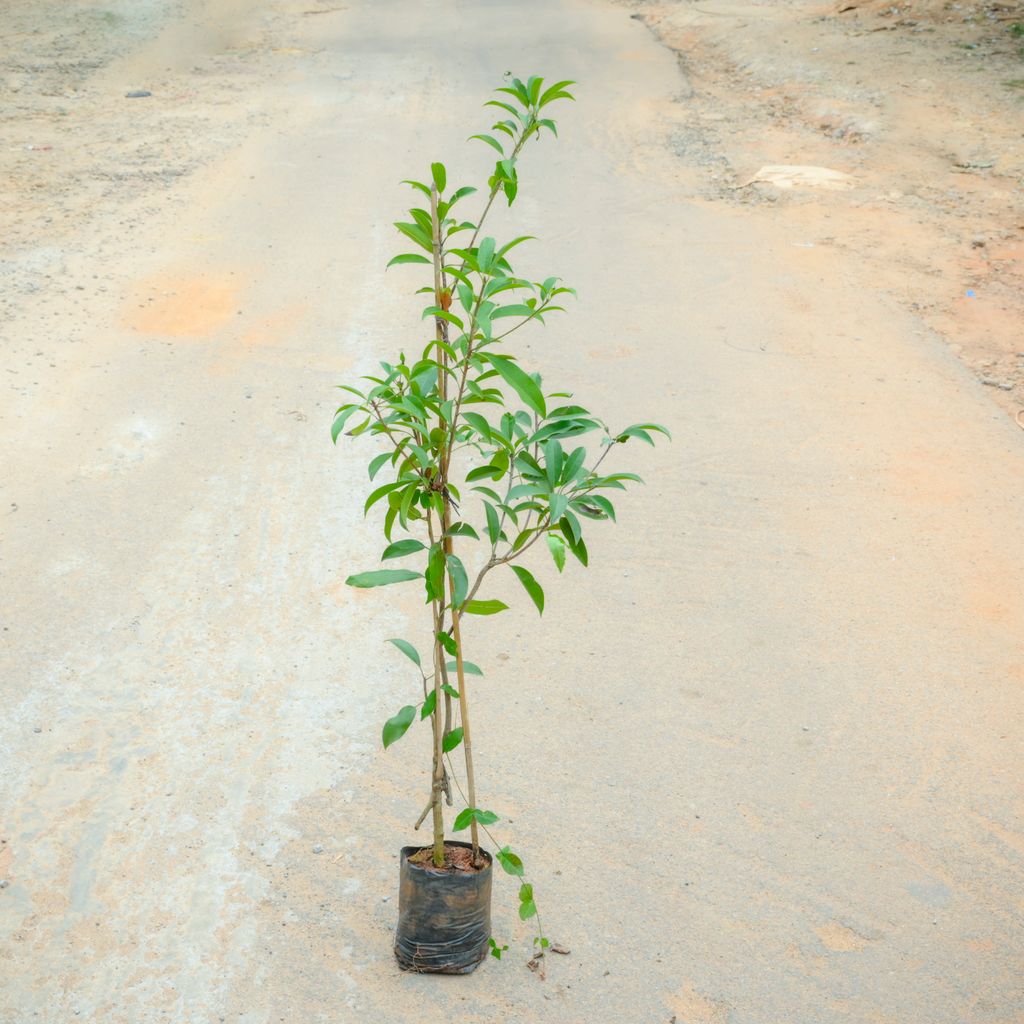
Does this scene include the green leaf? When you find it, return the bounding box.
[331,404,360,443]
[484,502,501,545]
[464,599,509,615]
[398,481,419,528]
[421,690,437,719]
[436,631,457,658]
[497,79,530,105]
[539,79,576,107]
[578,494,616,521]
[543,439,564,488]
[447,553,469,609]
[382,538,426,560]
[510,564,544,614]
[386,253,432,268]
[409,206,432,233]
[616,425,653,446]
[442,682,461,698]
[346,569,421,588]
[485,98,519,116]
[470,133,505,156]
[472,485,503,503]
[628,421,671,440]
[394,221,432,251]
[385,637,421,668]
[548,492,569,525]
[445,660,483,677]
[443,727,464,753]
[426,544,445,602]
[485,354,546,418]
[364,480,407,515]
[446,522,480,540]
[564,530,589,567]
[401,178,431,198]
[497,235,536,258]
[431,161,446,193]
[478,236,496,273]
[421,306,465,329]
[452,807,499,831]
[598,472,644,486]
[368,451,392,480]
[467,464,504,482]
[491,303,535,320]
[518,882,537,920]
[560,508,582,545]
[463,412,492,442]
[546,533,566,573]
[561,446,587,485]
[382,705,416,748]
[496,846,524,876]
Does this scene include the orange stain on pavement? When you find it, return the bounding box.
[125,273,241,338]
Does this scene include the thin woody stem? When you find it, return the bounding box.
[445,531,481,862]
[434,183,483,860]
[427,185,452,868]
[429,593,445,866]
[426,508,446,866]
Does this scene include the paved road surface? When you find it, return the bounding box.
[2,1,1022,1021]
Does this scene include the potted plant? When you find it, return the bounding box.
[332,73,668,974]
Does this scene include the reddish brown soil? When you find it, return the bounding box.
[406,844,489,874]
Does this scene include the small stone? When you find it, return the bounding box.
[125,90,152,99]
[0,880,9,889]
[33,726,41,733]
[312,844,324,854]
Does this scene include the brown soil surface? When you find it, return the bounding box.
[407,843,489,873]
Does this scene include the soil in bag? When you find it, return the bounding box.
[394,841,492,974]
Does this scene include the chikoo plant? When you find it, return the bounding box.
[332,73,668,965]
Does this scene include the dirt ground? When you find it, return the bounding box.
[620,0,1024,421]
[2,1,1023,1022]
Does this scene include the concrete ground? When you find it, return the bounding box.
[1,1,1022,1022]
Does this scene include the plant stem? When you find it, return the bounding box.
[427,184,453,868]
[429,611,445,866]
[430,185,448,422]
[446,551,481,864]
